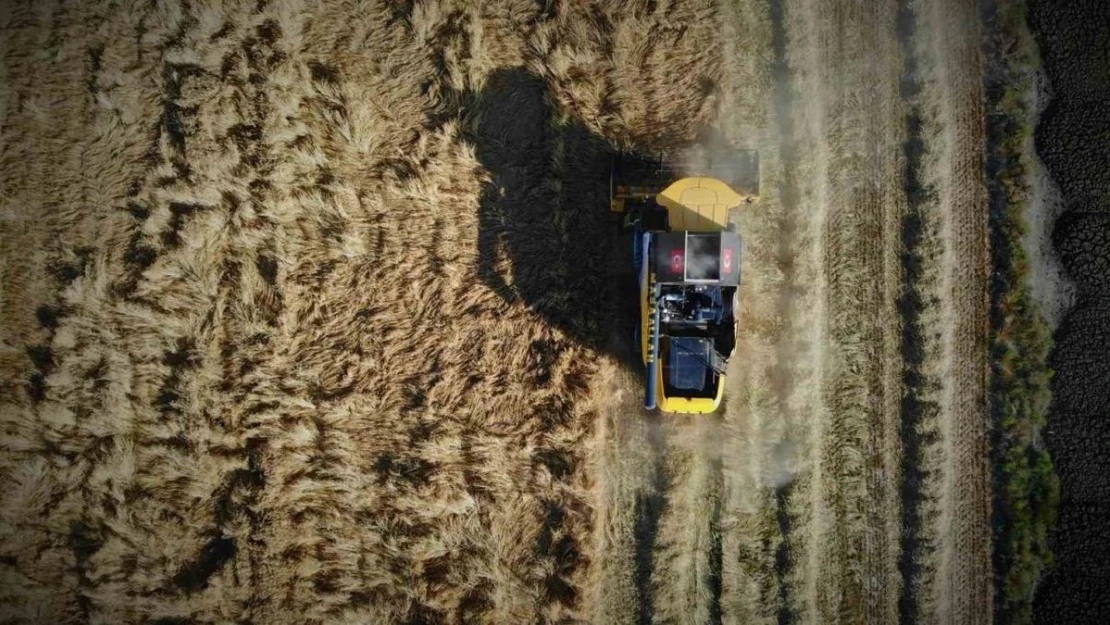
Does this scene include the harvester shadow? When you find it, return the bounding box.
[472,67,624,357]
[471,69,750,367]
[469,67,667,620]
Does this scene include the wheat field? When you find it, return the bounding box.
[1,1,1002,624]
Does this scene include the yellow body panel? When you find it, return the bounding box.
[657,369,725,414]
[656,177,742,231]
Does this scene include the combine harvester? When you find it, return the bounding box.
[611,149,759,414]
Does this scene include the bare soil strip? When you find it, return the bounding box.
[912,0,994,623]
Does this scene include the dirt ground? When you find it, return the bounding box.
[1029,1,1110,623]
[0,1,998,624]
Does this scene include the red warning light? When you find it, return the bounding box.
[723,248,733,272]
[670,250,684,273]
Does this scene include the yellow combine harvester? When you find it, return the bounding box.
[611,150,759,414]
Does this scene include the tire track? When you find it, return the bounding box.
[767,0,802,621]
[926,1,992,622]
[894,1,938,623]
[642,418,728,625]
[634,414,668,625]
[590,367,661,625]
[768,0,834,622]
[717,0,812,620]
[903,1,993,623]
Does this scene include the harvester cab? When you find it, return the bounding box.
[612,149,759,414]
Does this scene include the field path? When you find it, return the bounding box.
[909,0,993,623]
[706,0,992,624]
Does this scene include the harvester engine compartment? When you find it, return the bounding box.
[657,284,736,399]
[659,286,726,325]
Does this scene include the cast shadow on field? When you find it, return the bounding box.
[469,67,671,621]
[470,67,634,359]
[469,68,749,367]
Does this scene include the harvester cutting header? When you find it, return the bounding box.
[611,149,759,414]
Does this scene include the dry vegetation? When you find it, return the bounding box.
[980,2,1059,624]
[0,1,742,622]
[0,0,1060,624]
